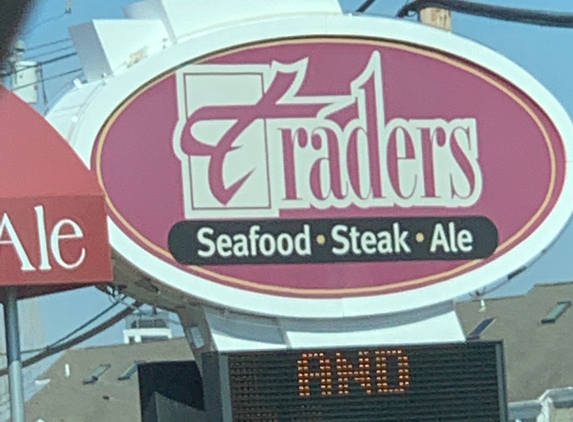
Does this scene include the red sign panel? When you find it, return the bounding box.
[0,198,110,286]
[0,88,112,294]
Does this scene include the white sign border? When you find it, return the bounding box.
[70,14,573,318]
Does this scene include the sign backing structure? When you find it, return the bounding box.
[69,16,573,319]
[48,1,573,353]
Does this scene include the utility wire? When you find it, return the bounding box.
[21,13,66,35]
[38,65,49,105]
[1,300,123,355]
[26,45,75,61]
[0,52,78,78]
[357,0,377,13]
[397,0,573,27]
[34,51,77,66]
[10,68,83,91]
[105,289,182,326]
[0,301,141,377]
[48,301,121,348]
[26,37,71,51]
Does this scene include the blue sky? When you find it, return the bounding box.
[15,0,573,347]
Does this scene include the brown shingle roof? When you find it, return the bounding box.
[456,282,573,402]
[23,337,193,422]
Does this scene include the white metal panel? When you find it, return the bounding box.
[11,61,38,103]
[284,304,465,348]
[205,309,286,351]
[122,0,161,20]
[157,0,342,42]
[69,22,110,83]
[69,19,168,82]
[45,82,101,143]
[189,301,464,351]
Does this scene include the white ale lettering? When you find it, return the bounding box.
[0,205,86,272]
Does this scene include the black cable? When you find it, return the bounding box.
[104,290,183,326]
[38,65,49,108]
[26,37,72,51]
[37,51,77,66]
[50,301,120,348]
[27,44,75,60]
[0,301,122,355]
[1,51,78,79]
[21,13,66,35]
[0,301,141,376]
[11,67,82,91]
[397,0,573,28]
[357,0,377,13]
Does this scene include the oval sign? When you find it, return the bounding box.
[73,16,573,317]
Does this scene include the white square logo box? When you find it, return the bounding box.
[173,65,277,220]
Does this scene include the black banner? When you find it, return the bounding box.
[168,216,498,265]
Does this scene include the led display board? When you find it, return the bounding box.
[203,342,507,422]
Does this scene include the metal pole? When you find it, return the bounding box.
[4,286,25,422]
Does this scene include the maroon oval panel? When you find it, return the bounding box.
[93,38,566,298]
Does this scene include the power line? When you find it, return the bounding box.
[37,65,49,108]
[397,0,573,27]
[49,301,121,348]
[1,51,78,78]
[36,51,77,66]
[21,13,66,36]
[0,300,141,376]
[0,300,123,355]
[26,45,75,60]
[105,290,182,326]
[357,0,377,13]
[26,37,71,51]
[10,67,83,92]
